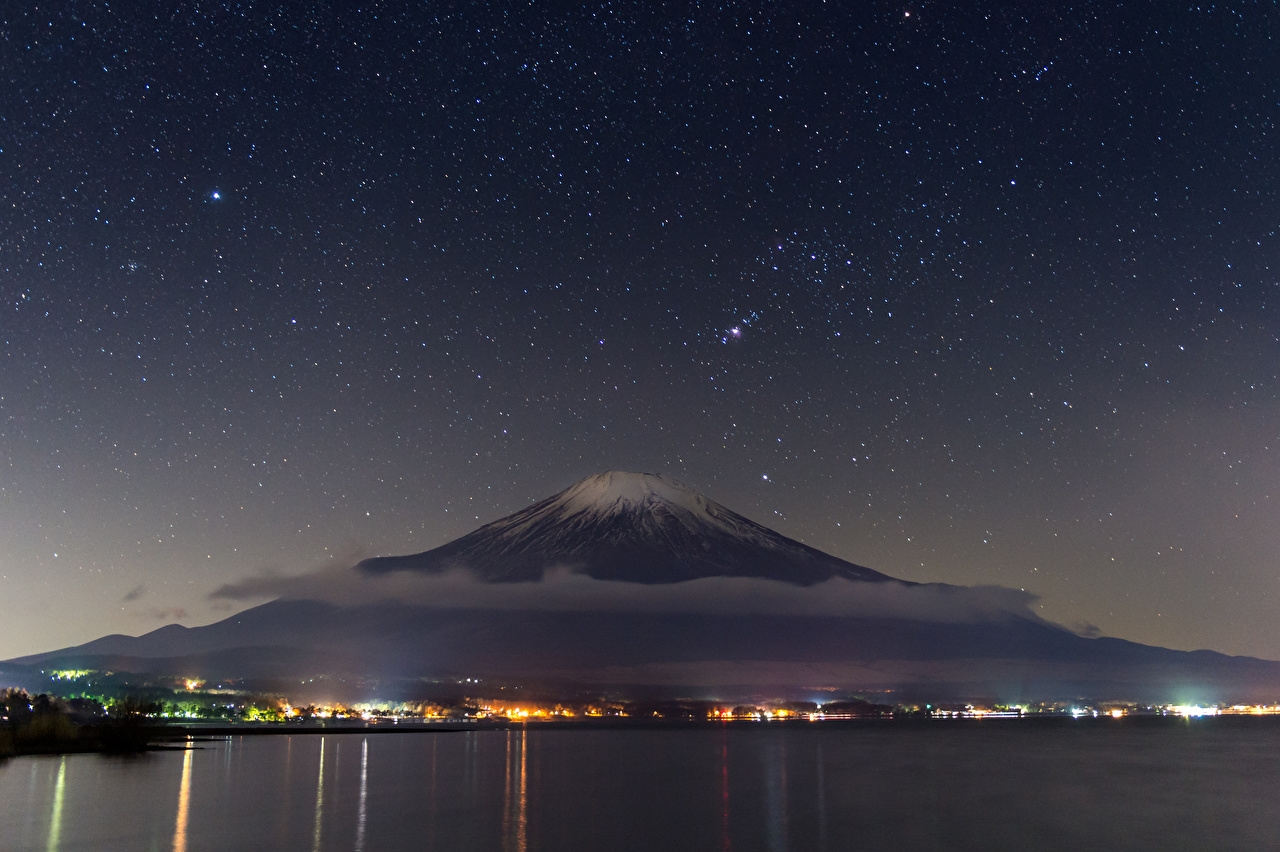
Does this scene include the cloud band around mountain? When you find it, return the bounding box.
[210,563,1041,625]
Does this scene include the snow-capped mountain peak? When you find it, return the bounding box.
[357,471,893,586]
[552,471,706,517]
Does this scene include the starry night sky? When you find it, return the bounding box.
[2,1,1278,660]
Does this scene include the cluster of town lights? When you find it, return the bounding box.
[235,701,1280,722]
[28,670,1280,723]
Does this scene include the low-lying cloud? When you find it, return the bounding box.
[210,563,1041,625]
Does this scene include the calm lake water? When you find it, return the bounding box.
[2,719,1278,851]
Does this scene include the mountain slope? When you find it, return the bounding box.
[357,471,891,584]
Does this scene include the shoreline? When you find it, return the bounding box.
[8,712,1280,759]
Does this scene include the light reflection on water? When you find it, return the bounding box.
[171,747,192,852]
[502,728,528,852]
[354,739,368,852]
[310,737,325,852]
[2,721,1280,851]
[44,757,65,852]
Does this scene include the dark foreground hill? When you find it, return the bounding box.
[10,598,1280,704]
[9,473,1280,704]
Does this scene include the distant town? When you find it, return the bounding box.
[5,665,1280,757]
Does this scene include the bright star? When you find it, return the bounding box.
[210,191,221,200]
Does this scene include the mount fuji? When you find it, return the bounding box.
[357,471,891,585]
[8,472,1280,703]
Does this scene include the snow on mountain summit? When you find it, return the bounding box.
[505,471,738,538]
[358,471,894,586]
[553,471,707,516]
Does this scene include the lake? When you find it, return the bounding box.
[2,719,1278,851]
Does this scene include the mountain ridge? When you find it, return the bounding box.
[11,599,1280,703]
[8,470,1280,703]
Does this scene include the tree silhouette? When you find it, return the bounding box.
[99,695,164,752]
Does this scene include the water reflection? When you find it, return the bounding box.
[355,738,368,852]
[502,729,528,852]
[764,739,787,852]
[45,757,66,852]
[276,736,294,847]
[518,728,527,852]
[4,725,1280,851]
[719,738,731,852]
[815,743,827,852]
[425,736,439,846]
[172,746,193,852]
[311,737,325,852]
[464,730,479,797]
